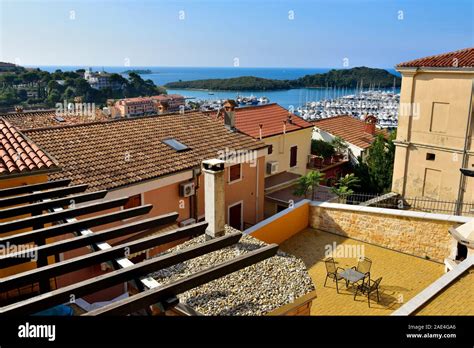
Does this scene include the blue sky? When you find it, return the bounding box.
[0,0,472,68]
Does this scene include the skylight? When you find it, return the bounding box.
[162,138,190,152]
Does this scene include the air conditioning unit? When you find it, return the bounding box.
[266,161,279,175]
[179,182,195,197]
[179,218,196,227]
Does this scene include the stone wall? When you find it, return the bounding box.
[309,203,471,263]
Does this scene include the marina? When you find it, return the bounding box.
[296,90,400,128]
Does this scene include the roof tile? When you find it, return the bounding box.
[312,115,387,149]
[397,47,474,68]
[25,111,267,191]
[0,118,60,176]
[205,103,314,138]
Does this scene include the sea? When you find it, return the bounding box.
[34,66,401,109]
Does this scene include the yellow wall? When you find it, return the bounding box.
[249,200,309,244]
[264,128,313,177]
[392,68,474,202]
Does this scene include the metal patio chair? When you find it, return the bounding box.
[352,256,372,274]
[324,257,345,293]
[354,275,382,307]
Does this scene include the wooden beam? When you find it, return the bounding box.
[0,212,179,268]
[0,191,108,220]
[1,221,206,292]
[0,184,88,208]
[0,204,153,245]
[84,244,279,316]
[0,196,131,234]
[0,232,242,315]
[0,179,71,198]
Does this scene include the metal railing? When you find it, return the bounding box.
[329,192,474,216]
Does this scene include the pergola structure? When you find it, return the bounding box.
[0,179,278,316]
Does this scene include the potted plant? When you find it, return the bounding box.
[311,139,335,165]
[331,136,348,162]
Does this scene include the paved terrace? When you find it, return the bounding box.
[279,228,444,315]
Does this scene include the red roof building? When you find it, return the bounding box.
[0,118,59,177]
[397,47,474,68]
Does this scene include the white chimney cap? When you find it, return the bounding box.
[202,158,225,172]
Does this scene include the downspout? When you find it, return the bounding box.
[456,78,474,215]
[192,166,201,220]
[255,156,260,223]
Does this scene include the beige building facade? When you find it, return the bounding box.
[392,48,474,207]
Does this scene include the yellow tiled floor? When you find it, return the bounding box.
[415,269,474,315]
[279,229,444,315]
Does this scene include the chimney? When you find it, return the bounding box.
[202,159,226,239]
[364,114,377,135]
[157,101,169,114]
[287,112,293,124]
[223,99,237,130]
[259,123,263,140]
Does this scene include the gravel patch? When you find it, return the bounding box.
[150,227,315,316]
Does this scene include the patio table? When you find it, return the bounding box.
[340,268,365,287]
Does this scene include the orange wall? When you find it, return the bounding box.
[197,157,265,227]
[249,200,309,244]
[0,173,48,191]
[0,173,50,279]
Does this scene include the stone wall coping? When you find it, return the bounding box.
[244,199,310,235]
[310,201,472,224]
[391,256,474,316]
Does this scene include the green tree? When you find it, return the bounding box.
[354,132,396,193]
[311,139,335,159]
[294,170,325,200]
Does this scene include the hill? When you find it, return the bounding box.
[165,67,401,90]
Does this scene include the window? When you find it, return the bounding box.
[426,153,436,161]
[268,145,273,155]
[290,146,298,167]
[162,138,189,152]
[229,164,241,182]
[124,194,141,210]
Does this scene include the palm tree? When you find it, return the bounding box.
[294,170,325,201]
[331,174,360,203]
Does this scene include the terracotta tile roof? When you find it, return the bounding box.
[205,103,314,139]
[1,109,111,131]
[24,111,267,191]
[397,47,474,68]
[0,118,60,176]
[312,115,387,149]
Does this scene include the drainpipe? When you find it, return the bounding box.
[456,79,474,215]
[192,166,201,220]
[255,156,259,223]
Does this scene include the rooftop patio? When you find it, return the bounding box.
[279,228,445,315]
